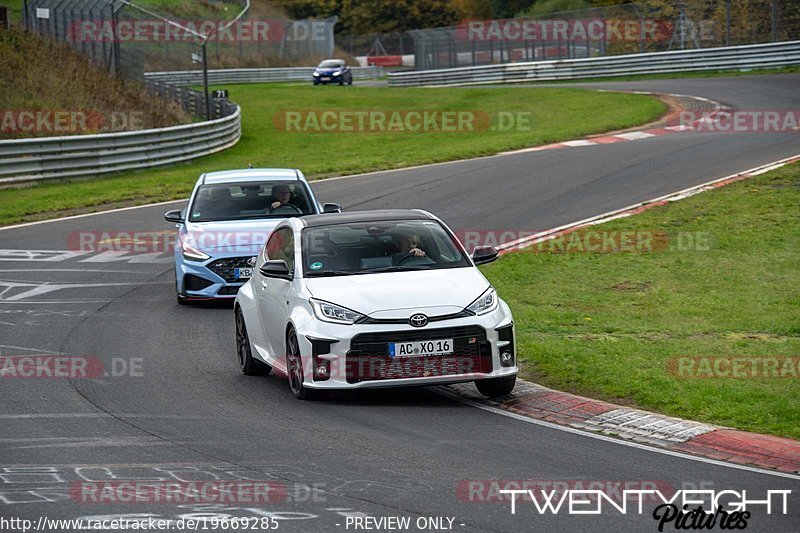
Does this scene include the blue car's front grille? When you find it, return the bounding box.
[184,274,213,291]
[217,286,241,296]
[207,256,252,283]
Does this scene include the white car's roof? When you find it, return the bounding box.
[202,168,302,184]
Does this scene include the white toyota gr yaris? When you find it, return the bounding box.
[234,209,517,400]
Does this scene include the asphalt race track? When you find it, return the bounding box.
[1,74,799,532]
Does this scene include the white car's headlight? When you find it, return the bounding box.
[466,287,498,315]
[180,240,209,262]
[310,298,365,325]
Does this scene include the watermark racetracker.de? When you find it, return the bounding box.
[1,110,145,135]
[455,229,712,253]
[273,109,533,133]
[668,356,800,379]
[0,355,143,379]
[68,19,329,43]
[676,110,800,133]
[456,18,702,44]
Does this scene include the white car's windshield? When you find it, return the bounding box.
[189,182,314,222]
[303,220,470,277]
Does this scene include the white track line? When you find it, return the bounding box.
[436,388,800,481]
[496,152,800,252]
[0,199,184,232]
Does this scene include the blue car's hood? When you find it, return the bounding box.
[316,68,341,74]
[182,219,282,254]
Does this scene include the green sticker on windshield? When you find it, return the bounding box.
[310,261,323,270]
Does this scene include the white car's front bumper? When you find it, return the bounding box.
[294,302,517,389]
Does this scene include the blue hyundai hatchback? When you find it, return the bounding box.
[164,168,340,304]
[312,59,353,86]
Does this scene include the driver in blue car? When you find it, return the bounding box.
[270,184,293,210]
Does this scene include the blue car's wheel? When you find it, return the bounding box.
[236,309,270,376]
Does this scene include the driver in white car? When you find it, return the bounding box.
[394,230,427,258]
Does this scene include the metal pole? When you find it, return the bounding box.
[725,0,731,45]
[203,42,210,120]
[23,0,30,31]
[111,1,122,77]
[771,0,778,42]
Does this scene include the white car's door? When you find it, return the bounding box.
[257,227,295,363]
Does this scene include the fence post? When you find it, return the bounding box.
[202,41,211,120]
[471,38,475,66]
[111,1,122,77]
[725,0,731,46]
[770,0,778,42]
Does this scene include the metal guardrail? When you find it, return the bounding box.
[0,107,241,186]
[388,41,800,87]
[145,66,385,86]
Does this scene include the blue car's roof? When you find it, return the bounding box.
[202,168,302,184]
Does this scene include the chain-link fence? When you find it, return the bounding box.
[339,32,415,59]
[408,0,800,70]
[22,0,338,117]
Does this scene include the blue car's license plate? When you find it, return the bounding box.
[234,268,252,280]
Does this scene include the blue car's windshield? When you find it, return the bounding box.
[189,182,314,222]
[303,220,470,277]
[318,60,344,69]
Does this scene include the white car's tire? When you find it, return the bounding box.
[235,309,271,376]
[475,375,516,398]
[286,328,320,400]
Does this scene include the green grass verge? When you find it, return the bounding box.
[482,162,800,439]
[0,84,665,226]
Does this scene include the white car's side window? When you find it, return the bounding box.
[266,228,295,274]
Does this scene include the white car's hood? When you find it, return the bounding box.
[305,268,490,318]
[183,220,281,254]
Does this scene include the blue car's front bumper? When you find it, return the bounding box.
[175,249,259,301]
[313,70,346,83]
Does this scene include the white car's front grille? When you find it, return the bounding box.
[346,326,491,383]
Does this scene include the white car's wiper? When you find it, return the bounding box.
[364,265,432,273]
[306,270,352,277]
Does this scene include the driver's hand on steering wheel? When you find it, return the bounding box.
[271,201,282,209]
[409,247,426,257]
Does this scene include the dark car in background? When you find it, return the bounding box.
[313,59,353,86]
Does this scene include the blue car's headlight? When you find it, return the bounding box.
[466,287,498,315]
[332,71,341,76]
[180,239,209,262]
[310,298,365,325]
[313,72,320,77]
